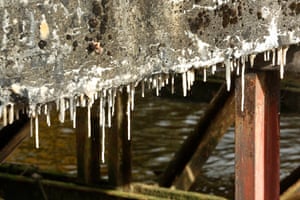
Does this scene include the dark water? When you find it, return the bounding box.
[6,91,300,199]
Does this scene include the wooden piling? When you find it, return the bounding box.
[108,89,132,189]
[76,106,100,184]
[235,71,280,200]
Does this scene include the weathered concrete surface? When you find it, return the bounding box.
[0,0,300,107]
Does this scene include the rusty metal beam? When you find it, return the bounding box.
[235,71,280,200]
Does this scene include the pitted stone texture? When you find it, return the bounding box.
[0,0,299,105]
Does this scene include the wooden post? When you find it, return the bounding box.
[108,89,132,189]
[76,105,100,184]
[235,71,280,200]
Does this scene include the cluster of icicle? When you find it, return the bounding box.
[0,46,289,163]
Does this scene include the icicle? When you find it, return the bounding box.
[69,98,74,121]
[46,111,51,127]
[0,106,2,120]
[272,48,276,66]
[241,57,245,112]
[131,85,135,111]
[190,69,195,88]
[203,68,207,82]
[94,92,98,101]
[87,101,91,138]
[277,48,282,66]
[165,76,169,85]
[35,115,39,149]
[8,104,14,124]
[155,76,159,96]
[37,105,41,115]
[3,105,7,126]
[267,50,270,61]
[148,78,152,89]
[182,72,187,96]
[44,104,48,115]
[171,74,175,94]
[161,75,165,87]
[211,65,216,75]
[108,90,112,127]
[65,99,69,110]
[187,70,191,91]
[56,99,59,111]
[230,60,234,71]
[80,94,86,107]
[281,46,289,79]
[30,116,33,137]
[73,108,76,129]
[249,54,256,68]
[225,60,231,91]
[236,60,240,76]
[59,98,65,123]
[141,80,145,98]
[126,85,131,140]
[99,95,103,126]
[112,89,116,116]
[101,102,106,163]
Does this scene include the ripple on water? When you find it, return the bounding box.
[4,95,300,199]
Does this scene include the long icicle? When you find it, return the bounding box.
[131,84,135,111]
[249,54,256,68]
[241,56,246,112]
[3,105,7,127]
[281,46,289,79]
[211,64,216,75]
[35,114,39,149]
[272,48,276,66]
[141,80,145,98]
[107,90,112,128]
[203,68,207,82]
[99,95,103,126]
[73,107,76,129]
[87,100,91,138]
[69,98,74,121]
[127,85,131,140]
[225,60,231,91]
[171,74,175,94]
[101,100,106,163]
[182,72,187,96]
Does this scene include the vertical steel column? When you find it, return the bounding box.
[235,71,280,200]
